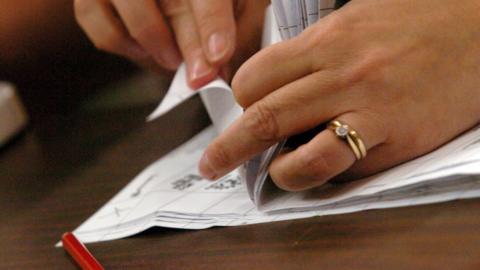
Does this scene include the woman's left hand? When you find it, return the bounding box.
[199,0,480,191]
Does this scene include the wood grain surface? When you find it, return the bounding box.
[1,78,479,269]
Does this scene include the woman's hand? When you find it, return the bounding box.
[199,0,480,190]
[74,0,268,88]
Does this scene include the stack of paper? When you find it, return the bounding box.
[66,3,480,244]
[70,125,480,244]
[272,0,336,39]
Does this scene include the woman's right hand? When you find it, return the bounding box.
[74,0,268,88]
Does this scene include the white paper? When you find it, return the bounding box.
[65,4,480,245]
[69,125,480,244]
[147,65,242,134]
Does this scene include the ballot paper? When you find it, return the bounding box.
[71,125,480,244]
[68,3,480,244]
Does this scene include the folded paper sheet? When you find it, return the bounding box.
[71,125,480,244]
[68,3,480,244]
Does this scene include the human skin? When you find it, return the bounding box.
[199,0,480,191]
[74,0,269,88]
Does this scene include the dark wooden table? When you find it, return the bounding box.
[1,74,480,270]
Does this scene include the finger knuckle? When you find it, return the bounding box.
[266,41,299,62]
[195,17,220,36]
[325,12,350,32]
[300,15,350,68]
[347,48,391,87]
[243,101,281,143]
[306,15,344,45]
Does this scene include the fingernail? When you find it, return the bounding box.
[190,57,212,82]
[208,32,228,62]
[199,153,217,180]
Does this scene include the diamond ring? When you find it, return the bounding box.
[328,120,367,160]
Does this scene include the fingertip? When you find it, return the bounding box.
[187,71,218,89]
[187,57,218,89]
[199,152,218,180]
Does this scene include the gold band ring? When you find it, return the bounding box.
[328,120,367,160]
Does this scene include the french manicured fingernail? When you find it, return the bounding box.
[190,57,212,82]
[199,153,217,180]
[208,32,228,62]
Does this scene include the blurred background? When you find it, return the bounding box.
[0,0,170,124]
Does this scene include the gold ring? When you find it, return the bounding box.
[328,120,367,160]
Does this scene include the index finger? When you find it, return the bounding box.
[198,70,348,180]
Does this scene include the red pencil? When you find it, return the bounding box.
[62,232,105,270]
